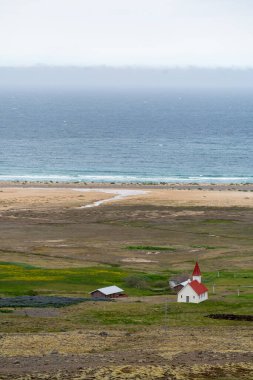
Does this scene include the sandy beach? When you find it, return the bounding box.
[0,182,253,210]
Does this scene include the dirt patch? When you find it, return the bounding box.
[171,350,253,366]
[0,349,167,375]
[14,308,60,318]
[0,350,252,379]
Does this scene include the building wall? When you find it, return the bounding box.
[177,285,199,303]
[177,285,208,303]
[199,291,208,301]
[90,291,124,299]
[107,292,122,298]
[90,290,107,299]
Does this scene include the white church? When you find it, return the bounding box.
[177,262,208,303]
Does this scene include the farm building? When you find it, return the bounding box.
[177,262,208,303]
[90,285,126,299]
[169,274,190,292]
[170,278,191,293]
[172,279,190,293]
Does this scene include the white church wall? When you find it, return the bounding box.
[177,284,200,304]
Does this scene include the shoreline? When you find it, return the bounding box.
[0,180,253,192]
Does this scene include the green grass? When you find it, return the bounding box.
[73,298,253,328]
[0,261,37,269]
[0,263,252,298]
[126,245,176,251]
[204,270,253,285]
[0,262,170,297]
[0,296,252,334]
[203,219,237,224]
[0,309,13,313]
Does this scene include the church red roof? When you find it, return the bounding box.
[192,262,201,276]
[189,280,208,295]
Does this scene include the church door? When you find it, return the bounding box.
[186,296,189,303]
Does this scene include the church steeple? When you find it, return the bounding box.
[192,262,201,283]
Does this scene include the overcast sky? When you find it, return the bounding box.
[0,0,253,68]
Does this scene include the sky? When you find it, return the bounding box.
[0,0,253,68]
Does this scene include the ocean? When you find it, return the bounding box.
[0,88,252,183]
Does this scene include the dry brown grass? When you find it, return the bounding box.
[0,327,252,379]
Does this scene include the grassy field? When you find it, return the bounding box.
[0,193,252,378]
[0,262,252,334]
[0,298,253,334]
[0,262,170,297]
[0,261,252,297]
